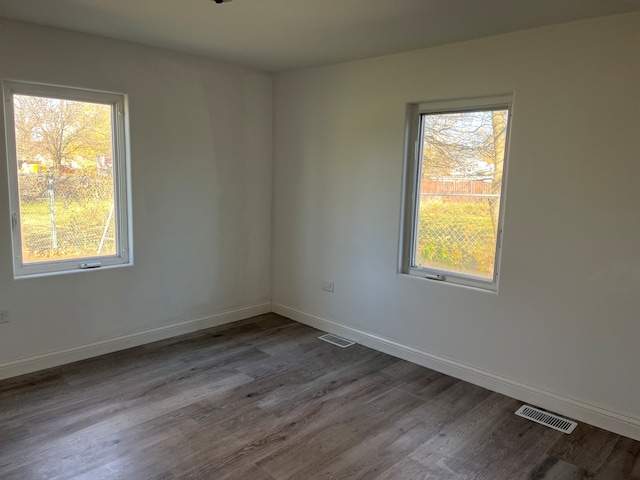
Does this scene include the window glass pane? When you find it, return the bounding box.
[414,109,508,280]
[13,95,116,263]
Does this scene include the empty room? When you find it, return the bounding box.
[1,1,639,478]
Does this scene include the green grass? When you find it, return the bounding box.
[19,198,115,261]
[416,200,497,278]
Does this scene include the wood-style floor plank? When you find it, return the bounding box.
[1,313,638,480]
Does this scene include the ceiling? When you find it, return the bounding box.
[1,0,639,72]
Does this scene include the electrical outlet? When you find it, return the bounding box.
[321,281,334,293]
[0,310,9,323]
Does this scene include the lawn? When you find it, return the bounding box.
[19,198,115,262]
[416,200,497,278]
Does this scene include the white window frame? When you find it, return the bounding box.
[400,95,513,291]
[3,80,133,278]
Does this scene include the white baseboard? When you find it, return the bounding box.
[0,302,272,381]
[273,302,640,441]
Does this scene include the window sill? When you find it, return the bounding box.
[399,271,499,294]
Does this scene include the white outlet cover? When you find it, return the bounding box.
[321,281,334,292]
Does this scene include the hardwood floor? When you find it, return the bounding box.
[1,313,638,479]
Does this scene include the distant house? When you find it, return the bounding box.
[97,154,113,169]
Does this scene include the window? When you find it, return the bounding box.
[401,96,512,290]
[3,81,132,277]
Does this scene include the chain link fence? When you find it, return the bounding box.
[416,189,499,278]
[18,173,116,262]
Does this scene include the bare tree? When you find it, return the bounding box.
[488,110,507,237]
[13,95,112,172]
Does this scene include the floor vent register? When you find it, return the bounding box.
[318,333,355,348]
[515,405,577,434]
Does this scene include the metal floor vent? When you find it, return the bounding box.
[515,405,577,434]
[318,334,355,348]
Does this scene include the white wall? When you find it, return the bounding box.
[272,13,640,438]
[0,19,273,375]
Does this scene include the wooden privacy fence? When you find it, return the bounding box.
[421,178,493,196]
[421,179,498,205]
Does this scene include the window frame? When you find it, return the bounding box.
[3,80,133,278]
[400,95,513,292]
